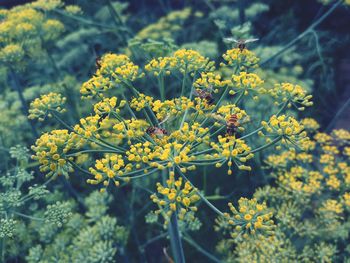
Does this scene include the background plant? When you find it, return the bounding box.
[0,0,349,262]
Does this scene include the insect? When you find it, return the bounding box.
[95,56,102,70]
[226,114,240,136]
[193,86,214,105]
[146,115,169,138]
[146,127,168,137]
[212,114,250,136]
[224,37,259,52]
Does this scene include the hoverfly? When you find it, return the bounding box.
[226,114,240,136]
[193,86,214,105]
[223,37,259,52]
[212,113,250,137]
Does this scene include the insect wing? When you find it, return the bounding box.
[223,37,239,43]
[243,38,259,43]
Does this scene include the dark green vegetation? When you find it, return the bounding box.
[0,0,349,262]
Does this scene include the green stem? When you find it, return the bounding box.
[140,233,167,249]
[176,166,224,216]
[239,102,287,140]
[158,74,166,101]
[66,149,122,156]
[234,90,245,105]
[249,136,282,154]
[183,235,221,263]
[51,110,74,132]
[1,236,5,263]
[13,211,44,221]
[180,74,196,129]
[238,0,246,25]
[168,213,186,263]
[180,71,188,97]
[326,96,350,132]
[276,101,288,116]
[9,69,38,138]
[261,0,343,66]
[53,9,118,30]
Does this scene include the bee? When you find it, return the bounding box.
[193,86,214,105]
[223,37,259,52]
[146,127,168,137]
[146,115,169,138]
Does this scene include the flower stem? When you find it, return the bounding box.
[249,136,282,154]
[158,74,166,101]
[183,235,221,263]
[261,0,343,66]
[9,69,38,138]
[168,213,186,263]
[180,70,188,97]
[176,166,224,217]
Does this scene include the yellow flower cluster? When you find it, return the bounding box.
[135,8,192,40]
[28,92,66,121]
[74,115,102,139]
[81,54,142,99]
[97,53,141,83]
[131,94,212,120]
[261,115,308,147]
[278,166,323,195]
[145,49,214,75]
[87,154,129,191]
[30,0,63,11]
[170,122,209,144]
[112,119,148,142]
[64,5,83,14]
[31,130,81,177]
[314,132,332,145]
[265,149,313,169]
[194,72,230,91]
[42,19,65,41]
[301,117,320,132]
[231,72,265,96]
[332,129,350,145]
[0,4,65,68]
[319,0,350,6]
[216,104,249,126]
[326,175,341,190]
[209,136,253,175]
[30,47,315,233]
[343,193,350,207]
[0,44,25,65]
[93,97,126,116]
[150,173,200,225]
[251,128,350,251]
[152,142,195,169]
[319,199,343,215]
[221,198,275,238]
[130,93,154,111]
[221,48,259,70]
[269,83,313,110]
[80,76,111,99]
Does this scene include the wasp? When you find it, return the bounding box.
[224,37,259,52]
[193,86,214,105]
